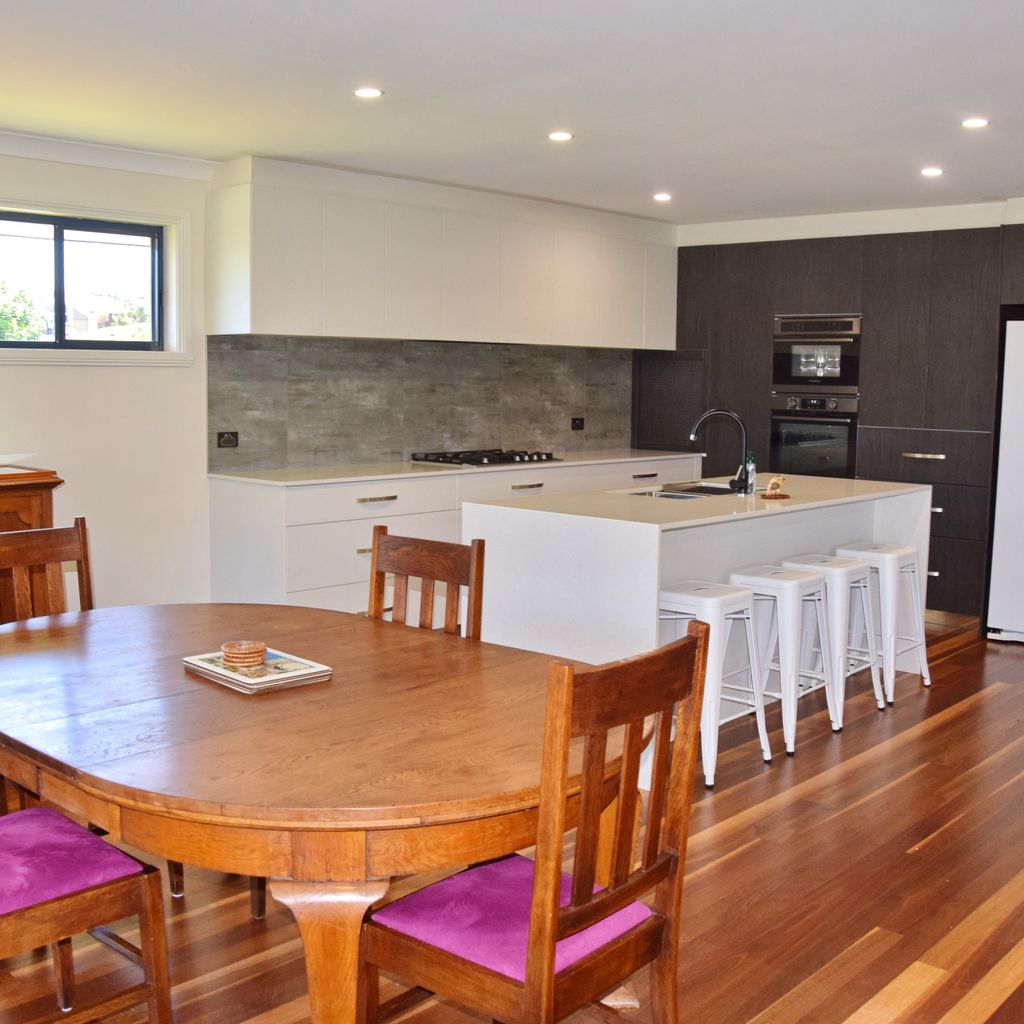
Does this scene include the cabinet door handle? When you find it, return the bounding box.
[355,547,372,555]
[632,472,658,480]
[927,570,940,578]
[511,482,544,490]
[356,494,399,503]
[901,452,946,460]
[931,507,944,514]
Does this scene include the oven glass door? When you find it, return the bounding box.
[769,413,857,478]
[772,339,860,390]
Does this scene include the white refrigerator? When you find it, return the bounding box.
[988,315,1024,640]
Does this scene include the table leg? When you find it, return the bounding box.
[271,878,389,1024]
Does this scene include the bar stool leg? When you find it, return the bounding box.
[699,608,729,788]
[858,579,885,710]
[877,567,900,704]
[776,592,801,755]
[905,565,932,687]
[813,590,838,731]
[826,581,851,729]
[743,608,772,765]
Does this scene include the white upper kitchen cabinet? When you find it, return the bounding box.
[205,156,677,348]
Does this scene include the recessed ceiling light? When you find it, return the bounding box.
[961,117,990,129]
[921,166,944,177]
[354,87,383,99]
[548,131,574,142]
[653,192,672,202]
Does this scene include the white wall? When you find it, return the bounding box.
[0,144,213,607]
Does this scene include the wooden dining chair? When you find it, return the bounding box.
[368,524,485,638]
[361,619,709,1024]
[0,518,259,921]
[0,806,172,1023]
[0,517,94,814]
[0,515,93,624]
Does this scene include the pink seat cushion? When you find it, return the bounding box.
[371,854,653,981]
[0,807,140,915]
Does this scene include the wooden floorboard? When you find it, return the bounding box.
[6,617,1024,1023]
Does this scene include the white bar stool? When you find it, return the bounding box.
[834,542,931,704]
[728,565,836,755]
[659,581,772,788]
[781,554,885,724]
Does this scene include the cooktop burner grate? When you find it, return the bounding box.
[411,449,561,466]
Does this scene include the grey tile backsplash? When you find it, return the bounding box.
[207,336,634,471]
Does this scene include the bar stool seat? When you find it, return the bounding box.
[728,565,835,755]
[659,581,771,788]
[834,542,931,704]
[782,553,885,723]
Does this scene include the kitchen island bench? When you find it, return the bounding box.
[461,474,932,670]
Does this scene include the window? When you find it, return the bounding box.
[0,212,162,350]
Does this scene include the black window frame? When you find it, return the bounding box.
[0,210,163,351]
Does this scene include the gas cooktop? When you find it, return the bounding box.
[411,449,561,466]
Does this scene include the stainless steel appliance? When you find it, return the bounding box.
[772,314,861,394]
[769,393,858,478]
[770,314,861,478]
[411,448,560,466]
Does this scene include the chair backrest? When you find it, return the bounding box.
[525,620,708,1012]
[367,524,484,639]
[0,517,93,624]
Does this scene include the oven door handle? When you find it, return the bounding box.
[772,416,856,425]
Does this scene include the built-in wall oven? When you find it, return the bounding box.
[769,314,861,478]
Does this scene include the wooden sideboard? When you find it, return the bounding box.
[0,465,63,621]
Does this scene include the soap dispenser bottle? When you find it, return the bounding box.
[745,450,757,495]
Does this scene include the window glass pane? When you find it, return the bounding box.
[0,219,55,342]
[63,228,154,343]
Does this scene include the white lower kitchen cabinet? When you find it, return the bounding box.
[209,451,700,614]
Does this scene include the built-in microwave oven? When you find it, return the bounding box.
[772,314,861,394]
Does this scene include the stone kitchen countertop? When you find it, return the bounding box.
[207,449,702,486]
[463,474,931,532]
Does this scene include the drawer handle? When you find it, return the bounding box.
[901,452,946,460]
[355,547,372,555]
[931,507,944,514]
[632,472,658,480]
[511,482,544,490]
[356,494,399,503]
[927,570,940,578]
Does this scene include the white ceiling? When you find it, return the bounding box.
[4,0,1024,224]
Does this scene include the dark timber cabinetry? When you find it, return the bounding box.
[633,226,1013,614]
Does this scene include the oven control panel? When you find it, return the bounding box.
[771,392,859,414]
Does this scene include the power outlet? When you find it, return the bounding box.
[217,431,239,448]
[571,417,584,431]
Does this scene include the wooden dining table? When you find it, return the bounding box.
[0,602,574,1023]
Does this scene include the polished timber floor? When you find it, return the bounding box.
[7,614,1024,1024]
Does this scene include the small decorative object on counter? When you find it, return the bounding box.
[220,640,267,668]
[762,475,790,500]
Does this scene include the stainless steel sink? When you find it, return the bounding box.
[660,481,735,496]
[630,481,735,500]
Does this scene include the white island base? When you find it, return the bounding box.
[462,475,932,690]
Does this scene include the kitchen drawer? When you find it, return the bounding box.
[285,475,458,526]
[456,457,701,504]
[925,536,986,615]
[456,464,594,503]
[929,483,990,541]
[578,457,702,491]
[856,427,992,486]
[286,510,458,590]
